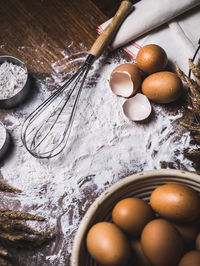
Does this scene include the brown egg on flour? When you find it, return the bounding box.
[109,63,141,97]
[86,222,131,266]
[141,219,184,266]
[150,183,200,222]
[136,44,168,74]
[112,198,154,236]
[179,250,200,266]
[142,71,182,103]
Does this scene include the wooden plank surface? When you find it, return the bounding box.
[0,0,116,73]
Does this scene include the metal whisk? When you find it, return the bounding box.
[21,0,133,159]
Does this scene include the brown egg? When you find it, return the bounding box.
[86,222,131,266]
[130,238,152,266]
[141,219,184,266]
[196,232,200,250]
[142,71,182,103]
[136,44,168,74]
[110,63,141,98]
[112,198,154,236]
[179,250,200,266]
[173,222,199,246]
[150,183,200,222]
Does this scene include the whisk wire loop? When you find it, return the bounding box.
[21,61,91,159]
[30,65,87,153]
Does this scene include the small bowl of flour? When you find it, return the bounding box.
[0,122,10,159]
[0,56,30,108]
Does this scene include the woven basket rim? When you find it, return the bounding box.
[71,169,200,266]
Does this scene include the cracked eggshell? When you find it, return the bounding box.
[123,93,152,121]
[110,63,141,98]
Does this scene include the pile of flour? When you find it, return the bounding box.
[0,46,197,265]
[0,61,27,99]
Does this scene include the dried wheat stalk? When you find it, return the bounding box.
[176,58,200,157]
[0,181,54,265]
[0,182,21,193]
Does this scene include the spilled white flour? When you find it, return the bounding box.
[0,46,197,265]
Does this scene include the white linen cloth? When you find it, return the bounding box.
[98,0,200,72]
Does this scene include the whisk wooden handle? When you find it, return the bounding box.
[89,0,133,59]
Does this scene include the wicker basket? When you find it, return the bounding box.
[71,169,200,266]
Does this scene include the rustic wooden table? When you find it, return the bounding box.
[0,0,119,72]
[0,1,199,266]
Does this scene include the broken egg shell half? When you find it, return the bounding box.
[110,63,141,98]
[123,93,152,121]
